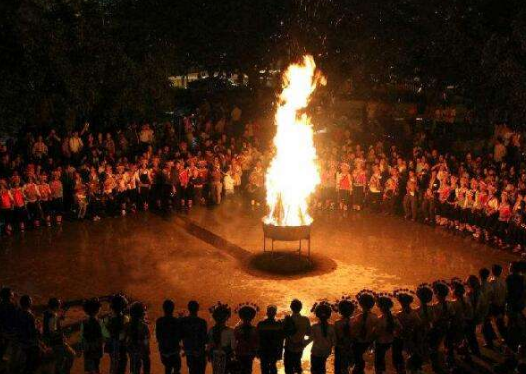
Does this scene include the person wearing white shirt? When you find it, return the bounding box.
[69,131,83,154]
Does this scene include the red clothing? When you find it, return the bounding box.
[339,174,351,190]
[1,191,13,209]
[12,188,25,207]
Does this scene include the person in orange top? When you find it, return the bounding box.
[0,179,14,235]
[10,176,27,231]
[37,173,53,226]
[336,163,352,211]
[23,176,41,228]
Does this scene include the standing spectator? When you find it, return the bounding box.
[16,295,40,374]
[484,264,507,347]
[69,131,84,163]
[42,298,75,374]
[126,302,151,374]
[156,300,181,374]
[180,301,208,374]
[351,291,378,374]
[309,302,335,374]
[283,299,311,374]
[0,287,18,363]
[103,295,129,374]
[257,306,284,374]
[494,137,507,163]
[233,304,259,374]
[333,298,354,374]
[80,298,104,374]
[208,303,235,374]
[505,262,525,351]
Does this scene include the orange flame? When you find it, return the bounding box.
[264,55,325,227]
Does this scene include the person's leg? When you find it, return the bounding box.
[482,313,497,348]
[143,353,151,374]
[352,343,367,374]
[260,356,269,374]
[374,342,388,374]
[392,338,405,373]
[465,321,480,356]
[334,347,341,374]
[284,350,293,374]
[310,355,321,374]
[161,355,172,374]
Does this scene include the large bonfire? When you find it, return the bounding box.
[264,55,325,227]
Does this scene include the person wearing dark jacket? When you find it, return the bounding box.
[180,301,208,374]
[17,295,40,374]
[0,287,18,362]
[257,306,284,374]
[156,300,181,374]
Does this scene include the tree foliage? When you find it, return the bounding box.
[1,0,526,133]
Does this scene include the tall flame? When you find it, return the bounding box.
[264,55,325,227]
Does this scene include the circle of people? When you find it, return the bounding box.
[0,112,525,254]
[1,261,526,374]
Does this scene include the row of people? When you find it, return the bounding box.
[1,261,525,374]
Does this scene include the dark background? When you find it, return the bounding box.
[1,0,526,133]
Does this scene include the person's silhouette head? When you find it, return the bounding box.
[0,287,13,303]
[337,299,355,319]
[479,268,490,281]
[83,298,102,317]
[48,297,61,311]
[492,264,503,277]
[20,295,32,310]
[163,299,175,316]
[290,299,302,314]
[188,300,199,316]
[266,305,277,319]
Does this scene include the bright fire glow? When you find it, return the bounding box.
[264,55,325,227]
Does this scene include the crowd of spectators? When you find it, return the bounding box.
[1,102,526,258]
[1,261,526,374]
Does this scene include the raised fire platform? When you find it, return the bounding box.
[262,223,311,257]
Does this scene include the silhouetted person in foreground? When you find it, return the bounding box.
[234,304,259,374]
[0,287,18,362]
[309,302,335,374]
[180,301,207,374]
[257,306,284,374]
[126,302,151,374]
[43,297,74,374]
[283,299,311,374]
[156,299,181,374]
[334,298,354,374]
[80,298,104,374]
[505,261,525,351]
[103,294,129,374]
[208,303,234,374]
[17,295,40,374]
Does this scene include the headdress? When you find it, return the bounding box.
[393,288,415,305]
[209,302,232,323]
[235,302,259,321]
[416,283,434,304]
[356,289,376,310]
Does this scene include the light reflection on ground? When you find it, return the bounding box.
[0,196,516,373]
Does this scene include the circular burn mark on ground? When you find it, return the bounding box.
[244,251,337,279]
